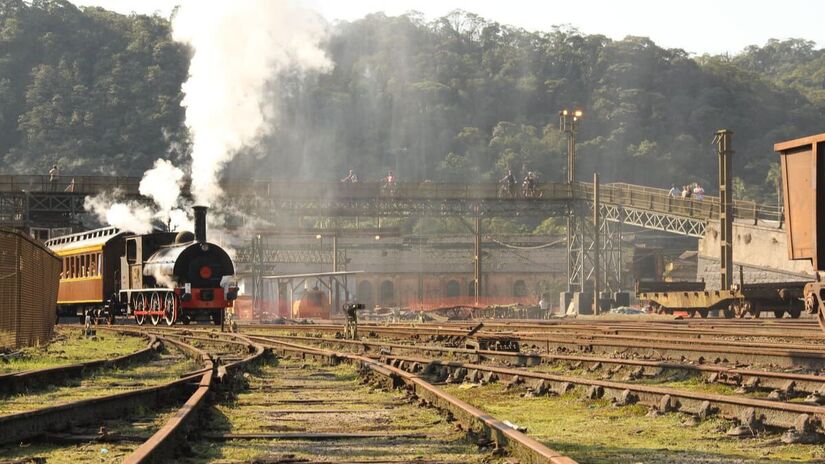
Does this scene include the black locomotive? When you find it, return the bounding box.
[48,206,238,325]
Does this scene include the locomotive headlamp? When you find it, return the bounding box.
[199,265,213,279]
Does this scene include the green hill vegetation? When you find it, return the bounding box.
[3,2,824,205]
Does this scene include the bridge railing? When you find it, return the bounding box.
[575,182,783,224]
[238,180,575,201]
[0,174,782,223]
[0,175,139,194]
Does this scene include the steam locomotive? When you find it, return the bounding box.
[47,206,238,325]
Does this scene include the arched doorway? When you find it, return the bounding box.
[357,280,374,308]
[445,280,460,298]
[513,280,527,297]
[380,280,395,306]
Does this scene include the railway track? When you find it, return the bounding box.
[0,332,160,393]
[0,333,221,462]
[0,327,577,463]
[244,334,825,399]
[252,333,825,446]
[248,323,825,368]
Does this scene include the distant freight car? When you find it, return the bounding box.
[46,206,238,325]
[292,287,331,319]
[0,228,61,349]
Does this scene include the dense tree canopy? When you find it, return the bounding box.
[0,0,188,174]
[2,4,824,206]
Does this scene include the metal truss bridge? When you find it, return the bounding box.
[0,175,781,238]
[0,174,782,300]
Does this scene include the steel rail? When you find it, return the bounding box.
[0,333,160,393]
[248,335,825,438]
[246,325,825,368]
[378,352,825,436]
[0,334,212,446]
[246,334,825,398]
[250,335,577,464]
[244,322,825,347]
[122,332,266,463]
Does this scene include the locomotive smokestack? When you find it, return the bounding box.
[193,206,207,243]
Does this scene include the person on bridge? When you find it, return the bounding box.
[523,171,537,197]
[668,184,680,198]
[341,169,358,183]
[384,170,395,185]
[693,183,705,200]
[500,170,517,198]
[48,164,59,191]
[681,185,692,199]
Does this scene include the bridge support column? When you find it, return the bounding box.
[716,129,734,291]
[593,172,601,314]
[473,217,482,303]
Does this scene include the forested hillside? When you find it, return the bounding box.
[3,2,825,203]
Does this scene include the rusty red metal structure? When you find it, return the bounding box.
[774,133,825,330]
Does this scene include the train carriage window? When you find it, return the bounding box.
[81,255,87,277]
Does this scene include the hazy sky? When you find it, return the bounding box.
[69,0,825,55]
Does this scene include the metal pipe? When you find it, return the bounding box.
[193,206,207,243]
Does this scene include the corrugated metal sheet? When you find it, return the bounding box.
[0,229,61,350]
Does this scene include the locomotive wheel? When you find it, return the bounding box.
[149,292,161,326]
[687,310,697,318]
[163,292,178,326]
[773,309,785,319]
[180,314,191,325]
[211,309,224,326]
[134,294,146,326]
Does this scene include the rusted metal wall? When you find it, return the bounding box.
[0,229,61,350]
[775,133,825,270]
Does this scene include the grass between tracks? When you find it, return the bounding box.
[0,404,182,463]
[0,345,199,415]
[186,358,501,463]
[0,327,146,374]
[443,382,825,464]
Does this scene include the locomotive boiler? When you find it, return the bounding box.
[48,206,238,325]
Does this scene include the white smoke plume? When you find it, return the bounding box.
[172,0,331,206]
[139,159,184,218]
[84,192,154,234]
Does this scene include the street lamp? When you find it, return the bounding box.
[559,108,583,184]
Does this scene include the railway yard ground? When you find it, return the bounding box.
[2,317,825,463]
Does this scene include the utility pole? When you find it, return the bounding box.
[715,130,734,291]
[593,172,601,315]
[560,109,582,184]
[560,108,583,309]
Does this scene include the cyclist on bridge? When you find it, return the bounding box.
[500,170,517,198]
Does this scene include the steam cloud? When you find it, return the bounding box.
[172,0,331,206]
[139,158,190,230]
[84,194,154,234]
[84,0,331,236]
